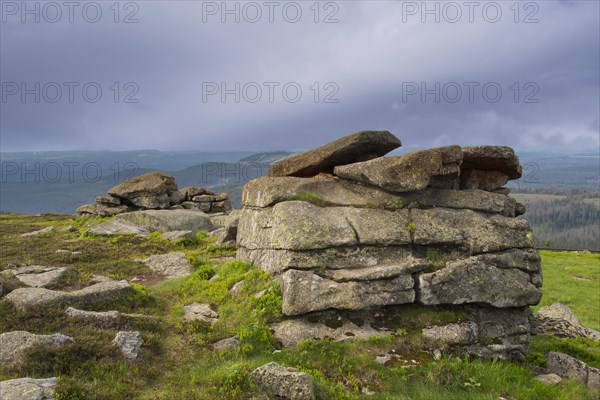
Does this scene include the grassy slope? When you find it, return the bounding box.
[0,214,598,399]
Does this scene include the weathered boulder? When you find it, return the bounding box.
[160,230,195,242]
[96,195,121,205]
[533,303,600,340]
[269,130,401,177]
[250,362,315,400]
[108,172,177,209]
[113,331,143,360]
[212,337,241,352]
[143,252,191,278]
[535,374,562,385]
[0,331,74,368]
[242,176,518,217]
[5,280,135,311]
[547,352,600,390]
[0,266,74,288]
[0,377,57,400]
[281,269,414,315]
[418,255,542,308]
[183,303,218,324]
[461,146,522,179]
[87,210,215,236]
[333,146,462,192]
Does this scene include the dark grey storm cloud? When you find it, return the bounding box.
[1,0,598,152]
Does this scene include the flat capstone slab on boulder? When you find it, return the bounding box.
[4,280,135,312]
[461,146,522,179]
[268,130,401,177]
[250,362,315,400]
[108,171,177,209]
[0,377,57,400]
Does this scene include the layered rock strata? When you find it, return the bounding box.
[237,131,539,360]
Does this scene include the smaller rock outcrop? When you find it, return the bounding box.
[20,226,55,237]
[0,377,57,400]
[211,337,241,352]
[77,172,231,217]
[0,331,74,368]
[250,362,315,400]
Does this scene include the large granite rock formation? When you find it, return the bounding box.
[237,131,539,360]
[77,172,231,217]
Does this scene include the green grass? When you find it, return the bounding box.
[0,214,599,399]
[535,251,600,331]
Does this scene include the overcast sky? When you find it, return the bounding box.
[1,0,598,152]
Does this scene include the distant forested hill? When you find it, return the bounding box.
[513,190,600,251]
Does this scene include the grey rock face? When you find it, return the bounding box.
[460,169,509,191]
[271,318,386,348]
[333,146,462,193]
[5,280,134,311]
[96,195,121,205]
[183,303,218,324]
[281,269,414,316]
[547,352,600,390]
[250,362,315,400]
[113,331,143,360]
[422,323,478,345]
[0,377,57,400]
[242,176,518,217]
[87,209,215,236]
[0,331,74,368]
[0,266,74,288]
[268,130,401,177]
[143,252,191,278]
[418,256,542,308]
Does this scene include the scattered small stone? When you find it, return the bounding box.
[143,252,191,278]
[113,331,143,360]
[535,374,562,385]
[20,226,54,237]
[160,230,195,242]
[250,362,315,400]
[90,275,113,283]
[0,331,74,368]
[212,336,241,352]
[254,289,268,299]
[229,281,244,297]
[0,377,57,400]
[208,274,221,282]
[183,303,219,324]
